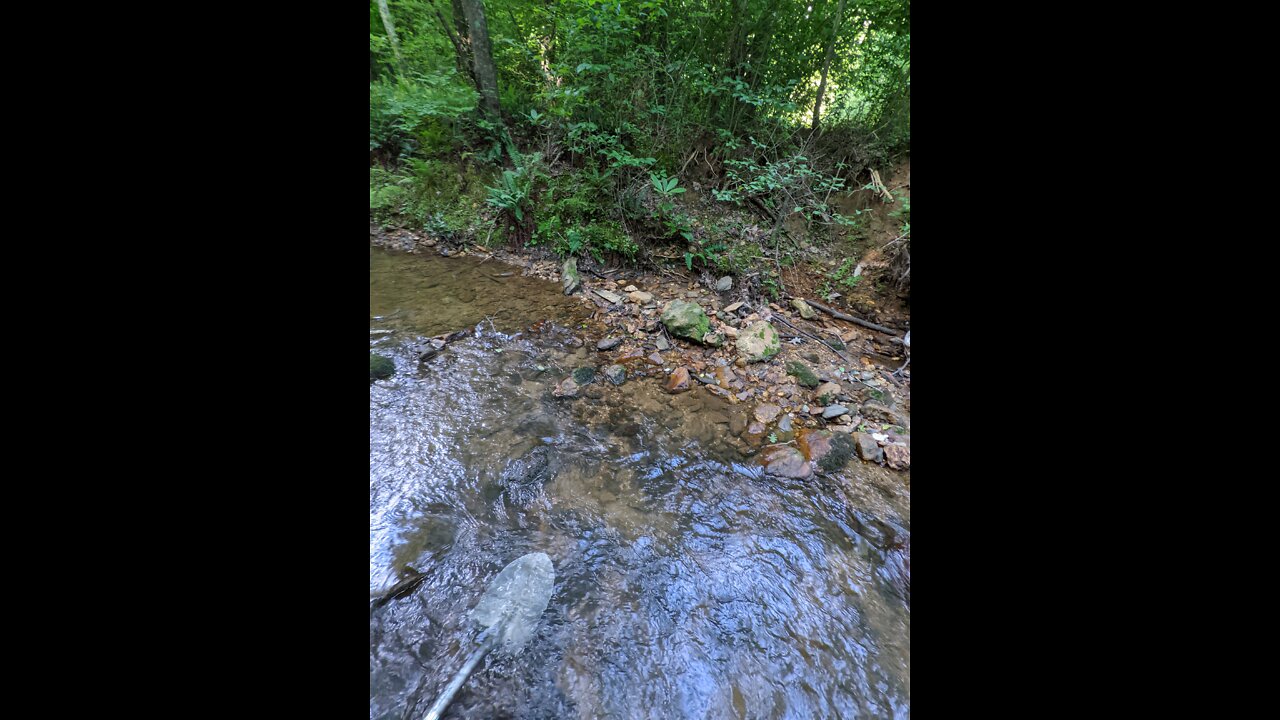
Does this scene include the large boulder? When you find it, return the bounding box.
[661,300,711,343]
[735,321,781,363]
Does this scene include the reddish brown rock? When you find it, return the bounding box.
[665,367,691,393]
[761,445,813,478]
[884,444,910,470]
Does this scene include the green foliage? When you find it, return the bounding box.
[371,0,910,274]
[370,75,478,165]
[486,167,534,221]
[369,159,492,236]
[819,258,863,299]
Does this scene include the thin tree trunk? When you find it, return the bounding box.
[460,0,501,118]
[376,0,406,77]
[431,0,474,82]
[811,0,846,132]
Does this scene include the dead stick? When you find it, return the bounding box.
[767,310,853,366]
[802,298,901,336]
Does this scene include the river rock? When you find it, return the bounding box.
[702,331,725,347]
[754,403,782,424]
[735,321,781,363]
[661,300,711,342]
[716,276,733,292]
[785,361,820,388]
[862,402,907,427]
[603,365,627,385]
[572,367,596,385]
[629,291,654,304]
[884,444,910,470]
[596,337,622,351]
[553,377,579,397]
[665,367,691,393]
[721,326,739,339]
[814,382,842,404]
[561,258,580,295]
[724,301,744,314]
[778,415,793,432]
[761,445,812,479]
[646,353,664,365]
[852,432,883,463]
[656,334,670,351]
[791,298,817,319]
[624,285,638,292]
[822,405,849,419]
[594,288,623,304]
[370,353,395,381]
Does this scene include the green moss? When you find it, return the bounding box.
[370,353,395,381]
[786,361,820,388]
[818,433,857,472]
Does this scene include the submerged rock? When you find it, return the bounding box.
[553,377,579,398]
[735,321,781,363]
[661,300,711,343]
[370,353,395,381]
[665,367,691,393]
[603,365,627,386]
[761,445,812,479]
[572,367,597,385]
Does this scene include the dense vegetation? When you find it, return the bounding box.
[371,0,909,297]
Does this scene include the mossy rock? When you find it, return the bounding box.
[370,353,395,381]
[786,361,820,388]
[818,433,857,472]
[735,321,781,363]
[572,366,597,385]
[661,300,711,343]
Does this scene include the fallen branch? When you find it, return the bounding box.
[766,309,853,366]
[803,298,901,336]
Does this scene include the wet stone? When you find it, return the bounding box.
[572,367,596,385]
[762,445,812,479]
[603,365,626,386]
[597,337,622,351]
[665,367,691,393]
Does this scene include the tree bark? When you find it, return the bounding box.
[459,0,501,118]
[811,0,846,132]
[376,0,406,77]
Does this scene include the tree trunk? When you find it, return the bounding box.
[459,0,501,118]
[376,0,406,77]
[449,0,476,81]
[811,0,846,132]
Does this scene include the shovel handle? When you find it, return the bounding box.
[422,633,497,720]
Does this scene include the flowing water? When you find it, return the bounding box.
[370,245,910,719]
